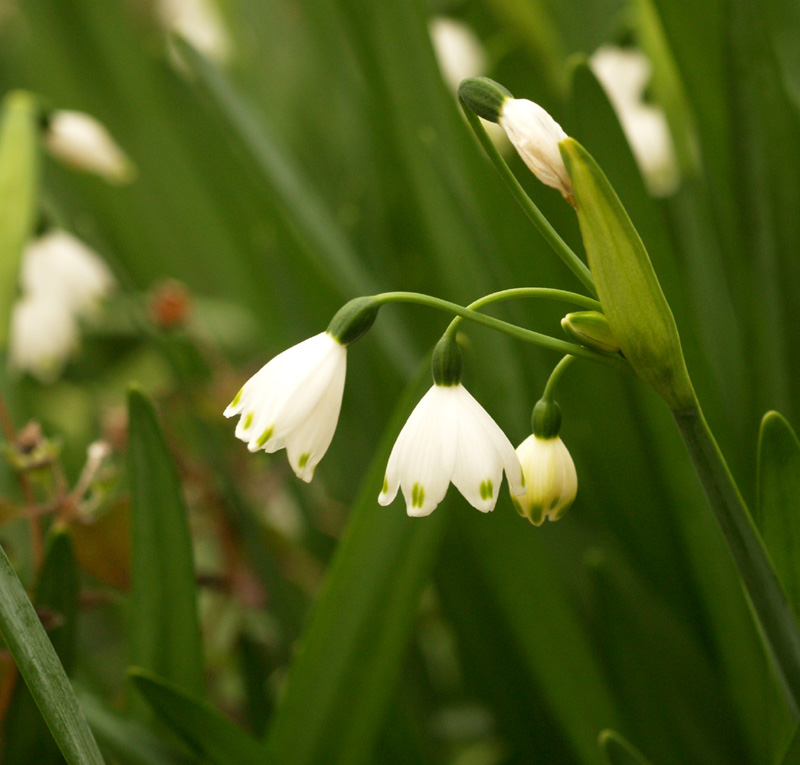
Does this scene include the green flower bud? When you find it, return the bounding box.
[559,138,695,411]
[431,335,463,387]
[561,311,621,354]
[458,77,512,123]
[326,297,380,346]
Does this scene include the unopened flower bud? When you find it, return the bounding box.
[561,311,621,354]
[44,110,135,184]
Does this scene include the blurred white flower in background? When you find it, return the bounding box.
[9,294,79,384]
[44,110,135,184]
[156,0,232,65]
[9,230,115,383]
[429,16,509,150]
[21,230,115,319]
[589,45,679,196]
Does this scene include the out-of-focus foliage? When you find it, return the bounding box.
[0,0,798,762]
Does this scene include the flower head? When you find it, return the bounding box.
[512,433,577,525]
[224,332,347,482]
[9,293,79,383]
[498,98,573,201]
[44,110,135,184]
[379,383,524,517]
[21,230,115,318]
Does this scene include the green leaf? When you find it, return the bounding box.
[598,730,653,765]
[2,529,80,764]
[265,365,449,764]
[0,90,40,349]
[559,138,695,411]
[128,668,266,765]
[172,35,415,375]
[779,715,800,765]
[0,541,102,764]
[757,411,800,619]
[127,387,204,700]
[75,683,193,765]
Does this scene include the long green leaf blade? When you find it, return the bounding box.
[265,366,448,764]
[128,668,266,765]
[0,542,102,764]
[127,387,204,699]
[2,530,80,764]
[598,730,653,765]
[0,90,39,348]
[757,411,800,619]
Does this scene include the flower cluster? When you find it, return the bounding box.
[225,305,577,522]
[9,230,115,382]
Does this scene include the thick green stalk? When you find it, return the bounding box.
[460,104,597,296]
[674,406,800,716]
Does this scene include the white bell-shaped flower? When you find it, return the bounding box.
[224,332,347,482]
[9,293,80,383]
[498,98,573,201]
[21,230,115,318]
[513,434,577,526]
[379,383,525,517]
[45,110,135,184]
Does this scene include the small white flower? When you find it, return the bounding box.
[513,434,577,526]
[429,17,487,93]
[498,98,573,200]
[45,110,134,184]
[224,332,347,482]
[589,45,679,196]
[379,383,524,517]
[9,293,79,383]
[21,230,115,318]
[156,0,232,65]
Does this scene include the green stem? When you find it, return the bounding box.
[542,355,576,401]
[460,103,597,297]
[444,286,601,337]
[373,291,628,373]
[674,406,800,717]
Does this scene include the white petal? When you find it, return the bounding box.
[456,386,525,497]
[429,17,487,93]
[450,409,505,512]
[499,99,572,198]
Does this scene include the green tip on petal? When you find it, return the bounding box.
[243,412,253,431]
[381,476,388,494]
[479,479,493,500]
[229,388,243,409]
[256,426,273,448]
[411,482,426,509]
[298,453,310,469]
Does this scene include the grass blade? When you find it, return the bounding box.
[128,668,266,765]
[127,387,204,700]
[0,541,102,764]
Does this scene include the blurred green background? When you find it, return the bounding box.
[1,0,799,762]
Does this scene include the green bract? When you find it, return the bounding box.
[559,138,695,411]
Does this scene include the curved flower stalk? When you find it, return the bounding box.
[44,110,135,184]
[379,335,524,517]
[224,332,347,482]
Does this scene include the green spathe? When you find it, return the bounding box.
[327,296,380,346]
[559,138,694,411]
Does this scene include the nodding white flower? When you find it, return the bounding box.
[156,0,232,65]
[379,383,525,517]
[498,98,573,201]
[429,17,487,94]
[21,230,115,318]
[45,110,134,184]
[589,45,679,196]
[224,332,347,482]
[9,293,79,383]
[512,434,577,526]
